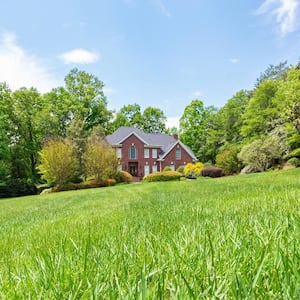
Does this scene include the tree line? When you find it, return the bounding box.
[0,60,299,196]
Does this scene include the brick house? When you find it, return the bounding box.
[106,126,197,179]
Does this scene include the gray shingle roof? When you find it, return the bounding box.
[106,126,197,160]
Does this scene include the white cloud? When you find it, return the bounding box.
[166,116,180,128]
[59,48,100,64]
[256,0,299,35]
[193,90,203,97]
[0,32,59,93]
[229,58,239,64]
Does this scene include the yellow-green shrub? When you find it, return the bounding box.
[143,171,182,182]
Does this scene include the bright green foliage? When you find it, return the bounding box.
[143,170,182,182]
[10,88,44,179]
[142,107,167,133]
[38,139,79,185]
[84,138,118,182]
[64,68,113,132]
[217,90,250,145]
[180,99,218,161]
[238,136,286,172]
[163,166,172,171]
[216,146,242,175]
[41,87,73,137]
[241,80,280,138]
[111,103,143,131]
[1,169,300,298]
[255,61,290,87]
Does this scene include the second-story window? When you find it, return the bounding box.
[129,145,137,159]
[144,148,149,158]
[117,148,122,158]
[152,149,157,158]
[176,148,181,160]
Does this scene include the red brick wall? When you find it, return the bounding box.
[161,144,194,171]
[118,134,161,177]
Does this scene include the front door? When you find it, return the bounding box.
[128,162,138,177]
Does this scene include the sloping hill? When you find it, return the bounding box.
[1,169,300,298]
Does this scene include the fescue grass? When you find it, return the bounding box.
[1,169,300,298]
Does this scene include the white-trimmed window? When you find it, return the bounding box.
[176,148,181,160]
[117,148,122,158]
[144,165,150,176]
[152,164,157,173]
[144,148,149,158]
[152,149,157,158]
[129,146,137,159]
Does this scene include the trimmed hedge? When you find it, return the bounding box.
[143,171,182,182]
[115,170,133,183]
[201,166,223,178]
[51,179,116,193]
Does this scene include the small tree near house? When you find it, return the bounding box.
[84,137,118,182]
[38,138,79,186]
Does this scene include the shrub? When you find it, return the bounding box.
[176,166,185,175]
[114,170,133,183]
[201,166,223,178]
[184,162,204,177]
[0,179,37,198]
[143,171,182,182]
[163,166,172,172]
[51,178,117,193]
[238,136,286,172]
[287,157,300,167]
[215,147,242,175]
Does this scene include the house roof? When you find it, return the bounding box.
[106,126,197,161]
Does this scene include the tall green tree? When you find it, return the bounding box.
[180,99,217,161]
[41,87,73,137]
[255,61,290,87]
[9,87,43,179]
[241,80,280,139]
[0,83,12,183]
[142,107,167,133]
[64,68,113,132]
[110,103,143,132]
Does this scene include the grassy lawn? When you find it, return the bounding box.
[1,169,300,299]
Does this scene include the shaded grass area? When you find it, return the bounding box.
[1,169,300,298]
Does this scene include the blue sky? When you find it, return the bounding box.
[0,0,299,127]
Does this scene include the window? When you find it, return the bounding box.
[176,148,181,160]
[116,148,122,158]
[152,164,157,173]
[129,146,137,159]
[144,148,149,158]
[144,165,150,176]
[152,149,157,158]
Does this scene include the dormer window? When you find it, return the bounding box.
[129,145,137,159]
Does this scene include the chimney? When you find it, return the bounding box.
[172,133,178,140]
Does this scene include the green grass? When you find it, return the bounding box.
[1,169,300,299]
